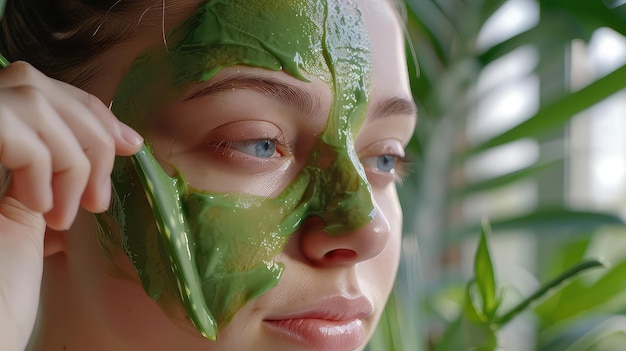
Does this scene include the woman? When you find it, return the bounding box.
[0,0,416,350]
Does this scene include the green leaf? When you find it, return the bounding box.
[0,0,7,68]
[465,280,487,323]
[433,312,467,351]
[464,281,498,350]
[132,145,217,340]
[534,238,591,322]
[367,292,406,351]
[0,0,7,69]
[0,54,9,68]
[570,327,626,351]
[474,218,499,318]
[542,0,626,39]
[464,63,626,157]
[433,281,498,351]
[539,314,626,351]
[451,159,561,199]
[478,0,510,25]
[537,257,626,323]
[495,259,606,326]
[405,0,455,67]
[448,209,625,240]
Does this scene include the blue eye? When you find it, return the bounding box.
[232,140,278,158]
[376,155,397,173]
[362,155,400,174]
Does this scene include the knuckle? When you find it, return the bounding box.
[83,91,107,113]
[69,152,92,184]
[5,61,42,85]
[29,142,52,169]
[89,132,116,156]
[12,85,46,108]
[19,141,52,173]
[0,125,52,171]
[11,86,52,125]
[75,152,92,176]
[41,155,54,176]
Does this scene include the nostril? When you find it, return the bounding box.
[324,249,357,260]
[297,208,391,266]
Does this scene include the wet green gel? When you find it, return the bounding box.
[103,0,375,340]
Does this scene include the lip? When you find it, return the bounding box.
[263,296,374,351]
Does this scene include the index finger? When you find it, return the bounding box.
[46,80,144,156]
[0,62,142,155]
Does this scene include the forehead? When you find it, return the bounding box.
[113,0,377,124]
[170,0,371,85]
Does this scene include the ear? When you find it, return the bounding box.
[44,227,67,257]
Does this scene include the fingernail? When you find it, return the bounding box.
[119,123,143,146]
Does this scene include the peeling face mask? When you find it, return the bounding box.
[98,0,374,340]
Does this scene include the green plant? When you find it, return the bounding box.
[369,0,626,350]
[0,0,8,67]
[435,219,605,351]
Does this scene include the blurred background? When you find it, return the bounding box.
[368,0,626,350]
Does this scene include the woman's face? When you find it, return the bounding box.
[68,0,416,350]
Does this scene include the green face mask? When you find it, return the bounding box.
[97,0,374,340]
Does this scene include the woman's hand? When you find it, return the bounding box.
[0,61,142,350]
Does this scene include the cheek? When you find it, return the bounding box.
[66,211,148,334]
[366,184,403,289]
[67,211,150,319]
[67,210,136,295]
[147,128,302,198]
[66,211,207,347]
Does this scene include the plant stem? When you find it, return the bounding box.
[494,259,606,326]
[0,53,9,68]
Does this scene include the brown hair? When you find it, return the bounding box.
[0,0,162,87]
[0,0,406,88]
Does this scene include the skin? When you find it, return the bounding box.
[0,0,415,350]
[103,0,377,338]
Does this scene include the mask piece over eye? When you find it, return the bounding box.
[98,0,374,341]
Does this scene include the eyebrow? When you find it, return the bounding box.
[185,75,325,120]
[369,96,418,121]
[185,74,417,121]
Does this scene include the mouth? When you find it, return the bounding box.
[263,296,373,351]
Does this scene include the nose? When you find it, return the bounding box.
[298,202,391,266]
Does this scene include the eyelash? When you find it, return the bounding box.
[207,131,292,160]
[390,155,413,184]
[227,139,283,158]
[363,154,413,184]
[206,135,413,184]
